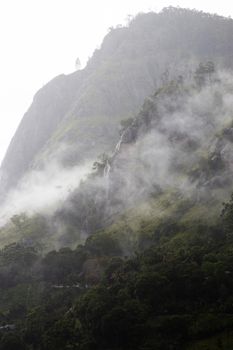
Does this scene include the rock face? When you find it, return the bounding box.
[0,74,82,192]
[2,7,233,196]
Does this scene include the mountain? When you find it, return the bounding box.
[3,7,233,195]
[1,7,233,350]
[1,62,233,349]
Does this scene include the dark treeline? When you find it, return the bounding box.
[0,195,233,349]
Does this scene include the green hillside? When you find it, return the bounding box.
[0,7,233,350]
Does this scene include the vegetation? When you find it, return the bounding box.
[4,7,233,192]
[2,6,233,349]
[0,198,232,349]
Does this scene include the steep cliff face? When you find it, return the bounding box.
[3,8,233,196]
[0,73,83,192]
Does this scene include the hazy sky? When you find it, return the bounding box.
[0,0,233,164]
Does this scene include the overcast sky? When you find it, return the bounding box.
[0,0,233,164]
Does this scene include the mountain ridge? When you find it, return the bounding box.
[3,7,233,196]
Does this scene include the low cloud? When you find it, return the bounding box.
[0,160,92,226]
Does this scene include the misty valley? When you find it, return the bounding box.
[1,6,233,350]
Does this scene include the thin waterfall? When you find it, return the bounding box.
[104,159,111,177]
[103,126,131,178]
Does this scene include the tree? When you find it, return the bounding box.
[75,57,81,70]
[194,61,215,86]
[221,193,233,233]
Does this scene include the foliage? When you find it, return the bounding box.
[0,196,232,348]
